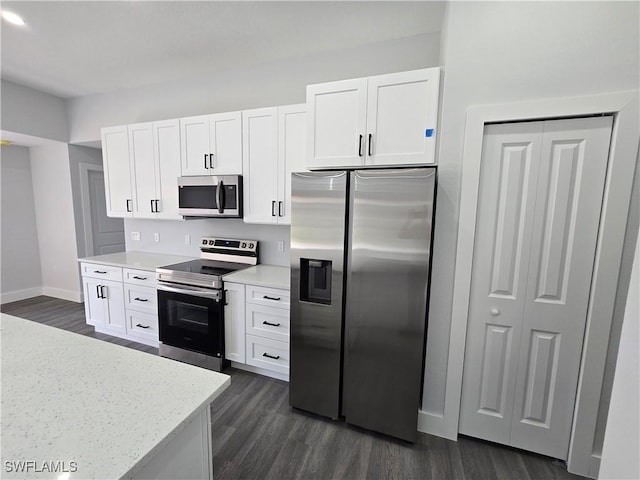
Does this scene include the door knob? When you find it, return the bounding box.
[490,308,500,316]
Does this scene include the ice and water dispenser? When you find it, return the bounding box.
[299,259,332,305]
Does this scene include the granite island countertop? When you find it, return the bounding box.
[0,313,230,479]
[223,264,290,290]
[79,251,196,271]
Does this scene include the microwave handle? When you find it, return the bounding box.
[217,180,225,214]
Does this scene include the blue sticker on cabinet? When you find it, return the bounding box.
[425,129,434,137]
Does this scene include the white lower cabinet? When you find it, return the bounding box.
[81,263,159,347]
[225,282,290,381]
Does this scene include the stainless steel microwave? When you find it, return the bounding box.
[177,175,242,218]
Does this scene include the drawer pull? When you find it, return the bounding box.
[262,352,280,360]
[132,276,147,280]
[94,270,107,274]
[136,323,150,329]
[134,297,149,302]
[262,321,281,327]
[263,295,281,301]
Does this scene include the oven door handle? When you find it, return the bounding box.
[157,283,221,301]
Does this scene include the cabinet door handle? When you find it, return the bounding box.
[204,153,209,169]
[368,133,373,156]
[271,201,276,217]
[358,134,363,157]
[134,297,148,302]
[262,321,281,327]
[150,199,155,213]
[262,352,280,360]
[154,200,160,213]
[94,270,107,274]
[136,323,150,329]
[263,295,281,301]
[278,201,283,217]
[96,285,102,299]
[126,199,132,212]
[209,153,214,169]
[132,276,147,280]
[100,285,107,299]
[217,180,225,214]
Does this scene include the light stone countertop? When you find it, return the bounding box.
[224,265,290,290]
[79,251,196,271]
[0,314,230,480]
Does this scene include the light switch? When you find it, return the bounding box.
[154,233,160,242]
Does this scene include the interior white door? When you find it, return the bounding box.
[459,116,613,460]
[88,169,125,255]
[365,68,439,166]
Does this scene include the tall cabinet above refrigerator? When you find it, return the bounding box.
[290,167,436,442]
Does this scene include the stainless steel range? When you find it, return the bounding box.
[156,237,258,371]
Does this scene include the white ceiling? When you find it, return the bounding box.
[0,1,445,99]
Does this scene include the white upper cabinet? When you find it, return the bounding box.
[180,112,242,176]
[243,104,307,225]
[102,120,182,220]
[306,68,440,169]
[102,125,134,217]
[306,78,367,169]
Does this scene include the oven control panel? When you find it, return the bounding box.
[200,237,258,254]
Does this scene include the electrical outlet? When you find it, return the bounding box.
[185,234,191,245]
[278,241,285,252]
[154,233,160,242]
[131,232,140,241]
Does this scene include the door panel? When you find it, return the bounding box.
[128,123,156,218]
[101,126,133,217]
[88,170,125,255]
[153,119,182,220]
[459,122,543,443]
[278,104,307,225]
[210,112,242,174]
[510,116,613,459]
[180,115,210,176]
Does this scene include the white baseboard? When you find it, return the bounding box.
[417,409,458,441]
[41,286,82,303]
[0,287,44,305]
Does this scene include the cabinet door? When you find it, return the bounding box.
[180,115,211,176]
[153,119,182,219]
[101,125,133,217]
[224,282,246,363]
[242,107,279,224]
[277,104,307,225]
[128,123,156,218]
[83,277,107,327]
[306,78,367,169]
[366,68,440,166]
[210,112,242,175]
[101,279,126,334]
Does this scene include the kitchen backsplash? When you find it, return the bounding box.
[124,218,290,266]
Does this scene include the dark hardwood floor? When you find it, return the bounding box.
[2,296,585,480]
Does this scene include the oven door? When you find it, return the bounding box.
[157,283,224,357]
[177,175,242,218]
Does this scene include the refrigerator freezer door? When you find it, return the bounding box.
[343,167,436,442]
[290,171,348,419]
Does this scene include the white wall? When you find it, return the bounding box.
[421,0,639,429]
[67,145,105,259]
[125,219,289,267]
[30,143,81,301]
[1,80,69,142]
[598,231,640,479]
[0,145,43,302]
[66,33,440,144]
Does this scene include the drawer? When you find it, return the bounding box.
[123,268,156,287]
[125,285,157,314]
[246,304,289,342]
[245,334,289,375]
[81,263,122,282]
[246,285,290,309]
[126,309,159,342]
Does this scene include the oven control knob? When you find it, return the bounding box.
[249,243,254,249]
[241,242,247,248]
[209,240,214,245]
[202,239,208,245]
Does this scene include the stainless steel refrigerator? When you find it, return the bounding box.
[290,167,436,442]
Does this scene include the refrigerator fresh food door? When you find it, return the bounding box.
[290,171,348,419]
[344,167,436,442]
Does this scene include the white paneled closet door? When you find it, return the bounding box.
[459,116,613,460]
